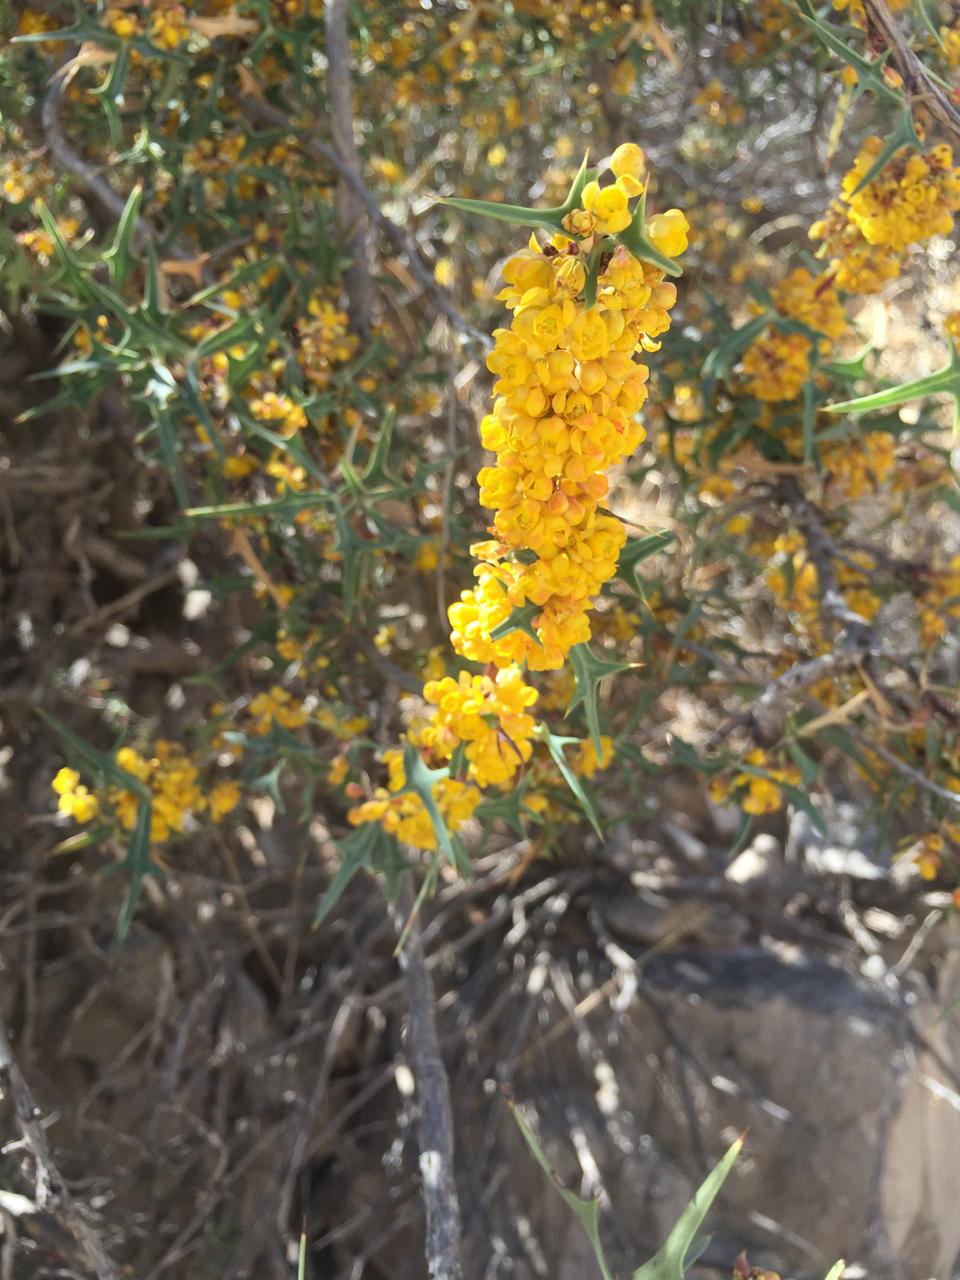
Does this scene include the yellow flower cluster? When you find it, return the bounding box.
[55,745,242,845]
[572,734,614,778]
[742,268,845,403]
[347,750,482,851]
[114,743,202,841]
[247,686,309,736]
[52,768,99,823]
[415,666,539,787]
[249,391,308,437]
[742,331,813,404]
[709,749,800,815]
[942,24,960,68]
[911,831,944,881]
[298,293,359,389]
[448,144,686,671]
[821,430,895,500]
[106,6,143,39]
[841,139,960,253]
[917,556,960,647]
[150,4,190,50]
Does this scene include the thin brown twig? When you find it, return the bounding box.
[845,724,960,811]
[216,837,287,998]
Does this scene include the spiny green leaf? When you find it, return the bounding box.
[533,723,603,838]
[439,195,567,233]
[439,153,593,233]
[702,312,769,380]
[792,0,901,105]
[566,642,634,760]
[313,822,405,927]
[399,742,464,873]
[475,773,538,840]
[250,758,286,811]
[618,189,683,278]
[362,404,398,483]
[105,184,144,291]
[489,601,544,646]
[826,338,960,434]
[38,709,151,800]
[823,342,874,381]
[616,530,674,594]
[846,104,924,198]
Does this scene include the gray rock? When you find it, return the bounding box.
[512,944,960,1280]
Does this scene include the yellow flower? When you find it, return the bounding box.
[208,780,242,821]
[328,754,349,786]
[609,143,645,181]
[52,768,99,823]
[581,181,632,235]
[53,767,81,796]
[645,209,689,258]
[573,736,614,779]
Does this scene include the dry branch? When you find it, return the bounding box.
[325,0,376,337]
[862,0,960,151]
[396,876,464,1280]
[0,1016,117,1280]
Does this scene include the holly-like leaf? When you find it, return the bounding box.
[313,822,406,927]
[110,798,157,955]
[362,404,398,483]
[618,188,683,278]
[104,183,144,291]
[793,0,902,106]
[566,642,634,759]
[702,312,769,380]
[822,342,874,382]
[616,530,674,594]
[475,772,538,839]
[631,1136,743,1280]
[489,602,544,647]
[38,709,152,800]
[844,104,924,199]
[399,742,463,873]
[533,722,603,838]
